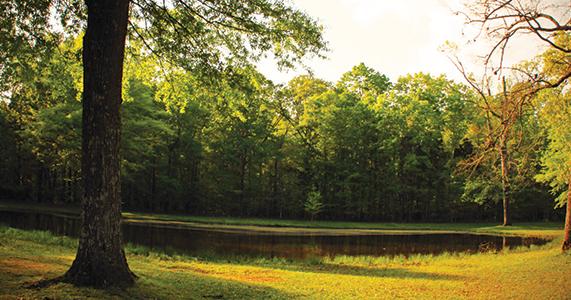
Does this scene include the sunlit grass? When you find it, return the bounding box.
[0,226,569,299]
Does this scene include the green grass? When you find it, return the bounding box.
[0,226,569,299]
[124,213,563,237]
[0,201,563,238]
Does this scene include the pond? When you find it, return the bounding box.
[0,210,549,259]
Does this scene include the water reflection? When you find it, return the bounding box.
[0,210,548,259]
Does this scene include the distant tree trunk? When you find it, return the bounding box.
[63,0,134,287]
[151,158,157,210]
[36,166,44,203]
[502,236,508,249]
[563,178,571,251]
[270,158,279,217]
[239,153,247,216]
[499,138,511,226]
[499,78,512,227]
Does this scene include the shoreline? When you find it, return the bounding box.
[0,201,563,238]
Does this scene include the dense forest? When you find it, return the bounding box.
[1,33,568,223]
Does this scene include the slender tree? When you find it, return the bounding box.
[453,0,571,226]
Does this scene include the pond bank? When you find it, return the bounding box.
[0,227,569,299]
[0,201,563,238]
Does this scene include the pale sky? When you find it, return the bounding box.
[257,0,551,85]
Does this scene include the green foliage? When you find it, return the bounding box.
[337,63,391,100]
[533,33,571,208]
[2,44,558,220]
[127,0,326,79]
[304,189,323,220]
[535,89,571,207]
[0,25,564,221]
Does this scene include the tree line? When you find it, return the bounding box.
[0,36,566,223]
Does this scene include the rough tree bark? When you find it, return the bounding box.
[62,0,135,287]
[563,178,571,252]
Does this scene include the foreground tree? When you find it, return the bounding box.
[2,0,325,287]
[62,0,133,286]
[535,33,571,251]
[536,88,571,251]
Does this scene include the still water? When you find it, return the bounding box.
[0,210,548,259]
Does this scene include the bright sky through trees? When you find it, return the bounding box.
[258,0,551,83]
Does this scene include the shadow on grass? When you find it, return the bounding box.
[1,257,298,299]
[255,261,464,281]
[124,245,465,281]
[134,269,300,299]
[167,252,465,281]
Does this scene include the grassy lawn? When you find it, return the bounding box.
[0,201,564,237]
[0,226,569,299]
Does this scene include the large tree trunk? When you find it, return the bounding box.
[63,0,134,287]
[563,178,571,252]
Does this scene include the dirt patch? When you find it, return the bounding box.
[166,264,223,276]
[0,258,56,275]
[225,272,282,283]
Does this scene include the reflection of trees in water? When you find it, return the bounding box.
[302,242,321,257]
[0,210,550,259]
[478,241,498,253]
